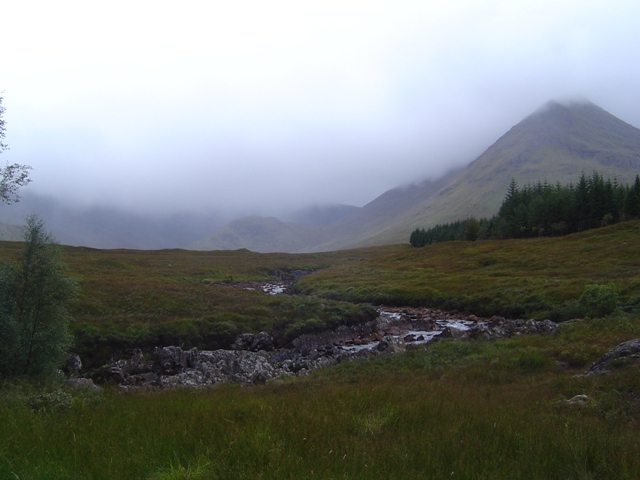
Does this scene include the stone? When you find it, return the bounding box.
[68,377,101,391]
[566,394,589,405]
[153,346,197,374]
[65,355,82,376]
[376,335,406,353]
[250,331,275,351]
[581,338,640,376]
[231,333,255,351]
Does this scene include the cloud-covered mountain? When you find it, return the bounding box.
[190,100,640,252]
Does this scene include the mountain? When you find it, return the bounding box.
[190,99,640,253]
[283,204,360,226]
[188,216,327,252]
[344,99,640,248]
[0,194,226,249]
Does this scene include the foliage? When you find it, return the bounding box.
[1,220,639,367]
[579,282,620,318]
[0,93,7,152]
[410,172,640,247]
[0,162,32,205]
[410,217,490,247]
[0,94,32,204]
[0,215,76,379]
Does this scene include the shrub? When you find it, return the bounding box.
[578,283,619,318]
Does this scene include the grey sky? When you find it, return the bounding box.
[2,0,640,219]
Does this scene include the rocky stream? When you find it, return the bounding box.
[68,306,559,391]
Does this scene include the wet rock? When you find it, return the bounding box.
[440,326,469,340]
[231,332,275,352]
[231,333,255,351]
[376,335,406,353]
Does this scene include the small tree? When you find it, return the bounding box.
[464,217,480,241]
[0,215,76,379]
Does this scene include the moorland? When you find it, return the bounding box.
[1,220,640,478]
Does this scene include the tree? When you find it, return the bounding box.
[464,217,480,241]
[0,215,76,379]
[0,94,32,204]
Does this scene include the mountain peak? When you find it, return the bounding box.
[189,100,640,252]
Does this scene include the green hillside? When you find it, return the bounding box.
[342,100,640,248]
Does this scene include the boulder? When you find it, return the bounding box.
[231,332,274,351]
[250,331,275,351]
[68,377,101,391]
[153,346,197,374]
[581,338,640,376]
[376,335,406,353]
[439,326,469,340]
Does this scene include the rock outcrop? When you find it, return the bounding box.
[580,338,640,376]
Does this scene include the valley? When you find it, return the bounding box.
[2,221,640,478]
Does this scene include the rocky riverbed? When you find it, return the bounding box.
[71,308,557,390]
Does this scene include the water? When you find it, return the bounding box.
[339,312,479,353]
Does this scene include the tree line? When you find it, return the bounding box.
[410,172,640,247]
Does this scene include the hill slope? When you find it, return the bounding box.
[349,99,640,247]
[191,100,640,252]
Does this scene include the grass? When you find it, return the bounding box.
[2,222,640,477]
[2,312,640,479]
[1,221,640,366]
[297,221,640,318]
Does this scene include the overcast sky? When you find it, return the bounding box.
[2,0,640,219]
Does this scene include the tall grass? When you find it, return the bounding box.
[298,221,640,318]
[2,312,640,479]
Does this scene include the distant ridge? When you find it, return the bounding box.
[188,216,328,253]
[189,99,640,252]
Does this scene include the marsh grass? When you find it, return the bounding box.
[1,222,639,367]
[298,221,640,318]
[2,313,640,479]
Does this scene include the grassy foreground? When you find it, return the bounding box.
[1,312,640,479]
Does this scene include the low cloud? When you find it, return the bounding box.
[1,0,639,221]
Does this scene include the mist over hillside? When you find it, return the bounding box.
[190,99,640,253]
[0,193,227,249]
[3,99,639,252]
